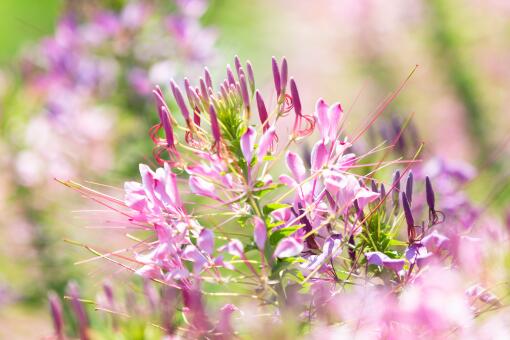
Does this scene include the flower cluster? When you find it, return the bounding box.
[54,56,508,339]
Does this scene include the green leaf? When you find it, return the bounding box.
[269,225,301,246]
[262,203,291,216]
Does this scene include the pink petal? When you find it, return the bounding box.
[311,141,328,171]
[279,174,296,187]
[164,163,182,208]
[274,237,303,258]
[327,102,343,141]
[189,176,219,200]
[198,228,215,255]
[124,181,146,211]
[286,151,307,182]
[315,98,330,141]
[219,239,244,257]
[253,216,267,250]
[257,126,276,159]
[355,188,380,210]
[135,264,163,280]
[240,126,256,163]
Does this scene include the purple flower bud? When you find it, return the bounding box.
[153,87,175,146]
[48,292,64,339]
[226,65,236,85]
[425,176,435,211]
[199,78,209,101]
[256,90,268,131]
[272,56,281,98]
[380,183,386,200]
[371,180,378,193]
[208,104,221,144]
[406,171,414,204]
[289,78,302,116]
[184,78,196,108]
[234,55,242,77]
[402,191,414,228]
[204,67,213,89]
[280,57,288,94]
[170,80,190,122]
[160,106,175,147]
[67,281,89,340]
[246,61,255,93]
[239,74,250,110]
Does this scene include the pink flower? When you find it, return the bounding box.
[314,99,343,143]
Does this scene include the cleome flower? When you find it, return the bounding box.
[57,56,507,339]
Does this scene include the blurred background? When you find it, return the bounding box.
[1,0,510,338]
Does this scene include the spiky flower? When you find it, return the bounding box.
[58,56,508,339]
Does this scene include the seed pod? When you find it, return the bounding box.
[402,192,414,229]
[425,176,435,211]
[406,171,414,205]
[371,179,378,193]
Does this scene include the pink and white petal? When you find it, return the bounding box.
[274,237,304,258]
[286,151,307,182]
[253,216,267,250]
[240,126,256,163]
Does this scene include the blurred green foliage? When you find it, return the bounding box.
[0,0,62,64]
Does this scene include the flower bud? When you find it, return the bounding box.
[272,56,281,98]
